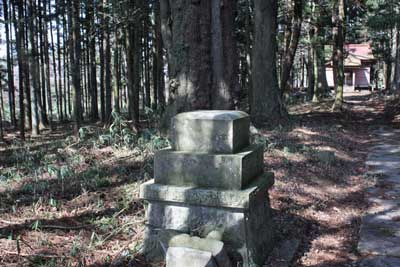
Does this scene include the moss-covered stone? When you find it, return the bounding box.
[154,145,264,190]
[172,111,250,154]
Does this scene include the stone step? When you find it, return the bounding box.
[140,172,274,210]
[172,110,250,154]
[154,145,264,190]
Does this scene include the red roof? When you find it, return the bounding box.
[345,43,375,62]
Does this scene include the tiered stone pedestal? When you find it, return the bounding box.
[140,111,274,267]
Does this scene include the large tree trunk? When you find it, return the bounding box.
[211,0,239,109]
[160,0,212,122]
[160,0,239,125]
[332,0,345,110]
[251,0,287,126]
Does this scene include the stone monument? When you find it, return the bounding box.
[140,110,275,267]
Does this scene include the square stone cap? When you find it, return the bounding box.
[172,110,250,153]
[174,110,249,121]
[140,172,274,210]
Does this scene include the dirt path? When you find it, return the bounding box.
[266,91,399,267]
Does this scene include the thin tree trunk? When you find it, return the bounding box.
[332,0,345,110]
[281,0,303,97]
[23,2,32,131]
[393,27,400,91]
[38,2,48,125]
[103,0,112,122]
[28,0,40,135]
[143,5,151,109]
[88,0,98,121]
[13,0,27,139]
[125,23,136,121]
[56,3,64,121]
[114,24,121,113]
[153,1,165,111]
[49,0,60,121]
[70,0,82,134]
[3,0,16,128]
[63,1,69,118]
[307,45,315,100]
[99,2,105,122]
[0,77,3,141]
[42,0,53,129]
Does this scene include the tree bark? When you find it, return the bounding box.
[56,2,64,121]
[13,0,27,139]
[28,0,40,135]
[251,0,287,126]
[99,3,105,122]
[393,27,400,91]
[125,2,139,123]
[0,77,3,141]
[70,0,82,134]
[38,1,48,125]
[312,3,328,102]
[160,0,239,125]
[49,0,60,122]
[281,0,303,98]
[88,0,98,121]
[42,0,53,130]
[3,0,17,128]
[332,0,345,110]
[154,0,165,111]
[103,0,112,122]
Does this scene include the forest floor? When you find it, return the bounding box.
[0,91,399,267]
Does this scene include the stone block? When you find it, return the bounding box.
[154,145,264,190]
[143,201,273,267]
[166,247,216,267]
[140,172,274,210]
[141,175,274,267]
[172,110,250,154]
[206,230,223,241]
[169,234,232,267]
